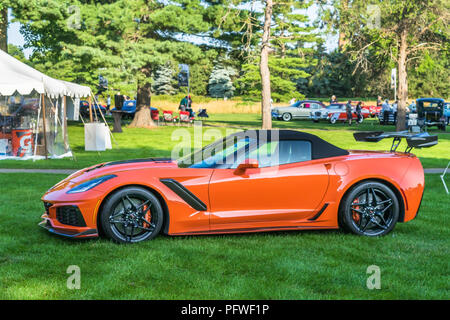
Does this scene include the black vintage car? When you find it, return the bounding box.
[412,98,447,131]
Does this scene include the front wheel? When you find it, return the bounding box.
[282,113,292,122]
[100,187,163,243]
[339,181,399,237]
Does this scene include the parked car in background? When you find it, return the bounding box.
[311,103,369,124]
[415,98,446,131]
[362,104,381,118]
[111,100,156,120]
[272,100,326,121]
[79,100,107,118]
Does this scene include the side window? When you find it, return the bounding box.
[232,140,312,168]
[311,103,319,109]
[304,103,311,109]
[278,140,312,165]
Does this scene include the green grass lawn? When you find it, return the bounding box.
[0,115,448,169]
[0,173,448,299]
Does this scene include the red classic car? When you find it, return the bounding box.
[362,105,382,117]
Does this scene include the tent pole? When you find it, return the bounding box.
[41,94,48,160]
[33,94,42,160]
[88,95,93,122]
[63,95,68,152]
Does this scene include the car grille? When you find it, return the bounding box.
[56,206,87,227]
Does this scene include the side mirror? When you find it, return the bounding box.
[234,159,259,175]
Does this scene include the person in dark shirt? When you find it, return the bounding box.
[114,92,124,110]
[377,96,382,107]
[355,101,363,124]
[346,100,353,125]
[179,96,189,112]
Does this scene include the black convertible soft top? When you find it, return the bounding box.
[230,130,349,160]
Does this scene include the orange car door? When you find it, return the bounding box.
[208,140,329,230]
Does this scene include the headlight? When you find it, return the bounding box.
[67,175,117,194]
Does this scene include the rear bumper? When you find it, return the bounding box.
[39,214,98,238]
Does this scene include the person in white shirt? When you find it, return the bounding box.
[381,100,391,125]
[392,100,398,124]
[289,98,296,105]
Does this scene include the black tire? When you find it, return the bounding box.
[99,186,163,243]
[282,113,292,121]
[339,181,399,237]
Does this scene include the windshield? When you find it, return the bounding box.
[177,135,254,168]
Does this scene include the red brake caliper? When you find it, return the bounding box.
[352,199,360,223]
[142,205,151,228]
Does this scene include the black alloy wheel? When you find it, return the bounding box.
[340,181,399,236]
[100,187,163,243]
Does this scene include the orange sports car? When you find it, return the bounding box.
[39,130,437,243]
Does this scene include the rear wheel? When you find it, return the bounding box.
[340,181,399,236]
[329,117,337,124]
[100,187,163,243]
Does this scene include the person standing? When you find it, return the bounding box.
[381,99,391,125]
[289,97,296,105]
[392,100,398,124]
[346,100,353,126]
[356,101,363,124]
[377,96,383,107]
[106,95,111,111]
[114,91,124,110]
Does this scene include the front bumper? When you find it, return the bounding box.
[39,214,98,238]
[271,111,281,119]
[40,188,104,239]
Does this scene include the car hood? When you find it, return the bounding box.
[50,158,177,191]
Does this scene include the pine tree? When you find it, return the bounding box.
[208,62,237,98]
[152,64,177,95]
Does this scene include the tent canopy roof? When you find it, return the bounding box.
[0,50,91,99]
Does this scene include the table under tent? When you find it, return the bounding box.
[0,50,110,159]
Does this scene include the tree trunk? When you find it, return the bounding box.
[396,28,408,131]
[260,0,272,130]
[129,67,156,128]
[0,7,7,52]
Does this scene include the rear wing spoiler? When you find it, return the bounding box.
[353,131,438,153]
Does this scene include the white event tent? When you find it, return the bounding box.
[0,50,111,159]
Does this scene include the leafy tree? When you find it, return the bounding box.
[320,0,449,130]
[236,0,319,104]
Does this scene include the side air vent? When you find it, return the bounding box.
[160,179,207,211]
